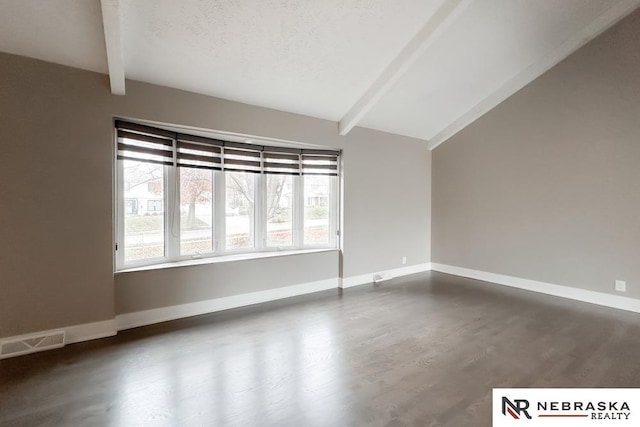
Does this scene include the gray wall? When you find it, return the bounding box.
[432,10,640,298]
[115,251,338,314]
[0,52,431,337]
[0,57,115,337]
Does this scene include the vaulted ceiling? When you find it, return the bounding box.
[1,0,638,148]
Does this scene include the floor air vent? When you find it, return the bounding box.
[0,330,65,359]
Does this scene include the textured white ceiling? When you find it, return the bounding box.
[120,0,444,121]
[0,0,637,144]
[0,0,107,73]
[358,0,624,140]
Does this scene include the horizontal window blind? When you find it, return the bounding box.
[301,151,339,176]
[116,121,174,166]
[176,133,222,170]
[115,120,339,176]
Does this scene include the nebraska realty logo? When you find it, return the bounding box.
[502,397,532,419]
[493,389,640,426]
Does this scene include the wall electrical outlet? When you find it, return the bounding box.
[615,280,627,292]
[402,256,407,265]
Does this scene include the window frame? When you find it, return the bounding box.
[114,122,340,271]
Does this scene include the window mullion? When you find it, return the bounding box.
[215,170,226,253]
[255,172,265,251]
[255,151,265,252]
[293,174,304,249]
[210,169,215,254]
[166,163,179,261]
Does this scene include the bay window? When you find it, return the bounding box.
[115,120,340,270]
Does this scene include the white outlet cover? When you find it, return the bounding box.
[615,280,626,292]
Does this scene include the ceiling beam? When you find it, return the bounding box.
[427,0,640,150]
[338,0,472,136]
[100,0,125,95]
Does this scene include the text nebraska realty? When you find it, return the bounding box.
[539,400,631,420]
[504,397,631,420]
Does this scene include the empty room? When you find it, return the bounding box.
[1,0,640,426]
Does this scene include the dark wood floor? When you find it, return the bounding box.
[2,272,640,426]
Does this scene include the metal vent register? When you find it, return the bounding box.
[0,330,65,359]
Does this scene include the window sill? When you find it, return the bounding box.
[116,248,339,274]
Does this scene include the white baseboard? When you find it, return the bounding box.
[116,277,339,331]
[340,263,432,289]
[431,263,640,314]
[65,319,118,343]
